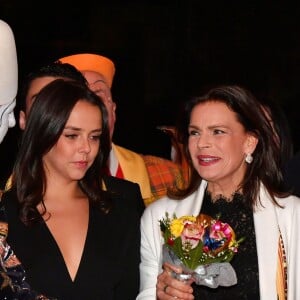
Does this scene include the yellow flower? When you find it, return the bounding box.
[170,216,196,237]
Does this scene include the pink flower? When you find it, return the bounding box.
[210,221,232,241]
[181,222,205,249]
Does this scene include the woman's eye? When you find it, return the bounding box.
[189,130,199,136]
[90,135,101,141]
[65,134,77,139]
[213,129,225,135]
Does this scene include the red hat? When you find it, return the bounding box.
[58,53,115,88]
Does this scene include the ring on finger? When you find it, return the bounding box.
[163,284,168,293]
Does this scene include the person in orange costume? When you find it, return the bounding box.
[59,53,187,206]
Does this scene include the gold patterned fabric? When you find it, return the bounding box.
[0,192,52,299]
[276,231,287,300]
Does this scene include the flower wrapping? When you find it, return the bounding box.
[160,213,244,288]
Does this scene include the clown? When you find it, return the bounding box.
[0,19,18,144]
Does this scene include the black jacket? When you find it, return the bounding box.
[1,178,143,300]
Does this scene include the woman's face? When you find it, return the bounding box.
[188,101,257,187]
[43,100,102,183]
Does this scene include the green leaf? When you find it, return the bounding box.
[188,241,204,269]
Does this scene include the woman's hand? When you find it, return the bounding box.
[156,262,194,299]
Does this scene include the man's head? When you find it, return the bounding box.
[58,53,116,140]
[19,61,87,130]
[0,20,18,143]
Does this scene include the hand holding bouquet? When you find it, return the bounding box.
[160,213,244,288]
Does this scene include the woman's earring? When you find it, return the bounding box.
[245,153,253,164]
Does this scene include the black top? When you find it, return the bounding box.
[103,175,145,216]
[2,185,141,300]
[193,192,260,300]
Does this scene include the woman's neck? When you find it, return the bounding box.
[206,183,241,203]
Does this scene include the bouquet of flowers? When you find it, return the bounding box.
[159,213,244,288]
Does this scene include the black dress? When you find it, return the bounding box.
[193,192,260,300]
[1,188,141,300]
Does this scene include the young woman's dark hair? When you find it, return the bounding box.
[171,85,291,208]
[12,79,111,225]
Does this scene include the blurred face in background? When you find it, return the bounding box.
[19,76,66,130]
[82,70,116,141]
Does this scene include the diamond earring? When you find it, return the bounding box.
[245,153,253,164]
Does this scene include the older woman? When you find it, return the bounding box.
[137,85,300,300]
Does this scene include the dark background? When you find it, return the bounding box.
[1,1,299,180]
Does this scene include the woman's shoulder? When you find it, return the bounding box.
[144,195,177,211]
[142,186,205,222]
[104,174,139,189]
[277,194,300,210]
[103,175,145,216]
[99,190,141,225]
[142,194,188,221]
[144,186,204,211]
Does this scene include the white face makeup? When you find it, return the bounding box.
[0,99,16,143]
[0,20,18,144]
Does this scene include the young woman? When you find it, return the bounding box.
[1,79,140,299]
[137,85,300,300]
[15,61,145,216]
